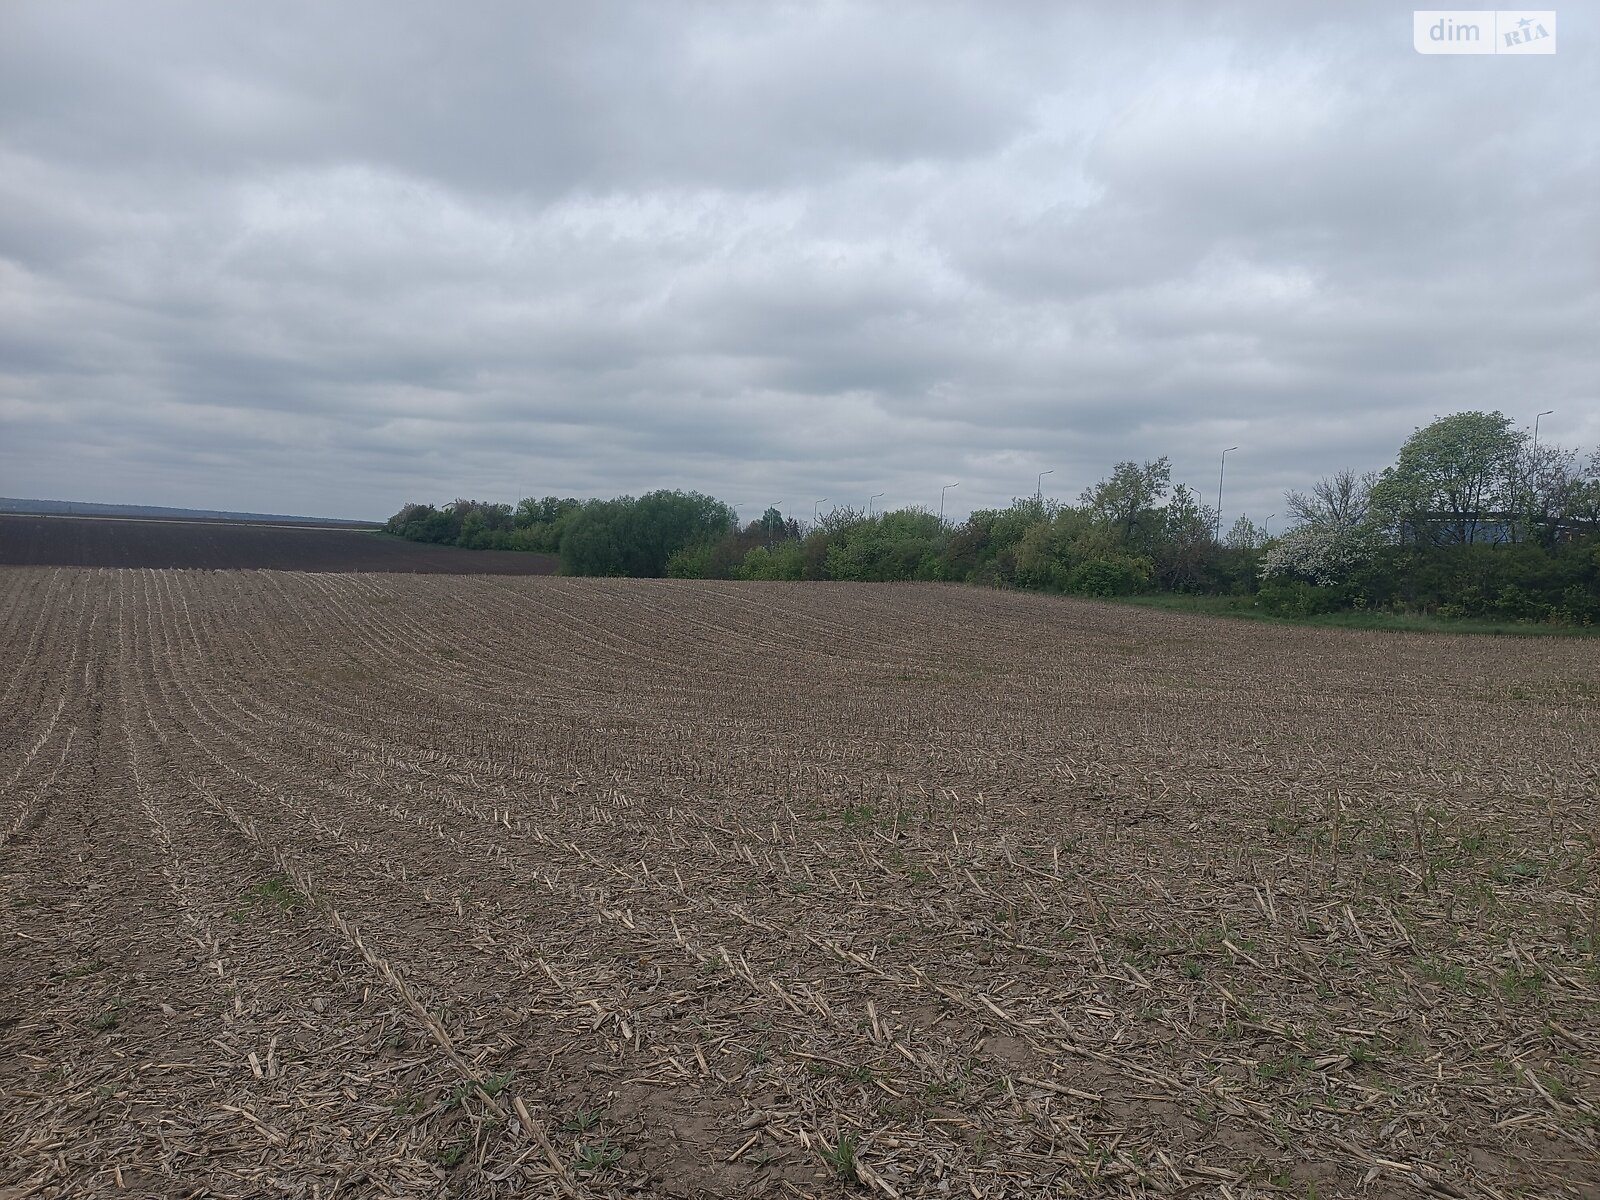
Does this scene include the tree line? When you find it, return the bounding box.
[385,410,1600,624]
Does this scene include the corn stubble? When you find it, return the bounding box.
[0,566,1596,1198]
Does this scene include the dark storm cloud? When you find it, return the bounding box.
[1,1,1595,522]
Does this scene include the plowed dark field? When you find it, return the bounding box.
[0,514,558,574]
[1,566,1597,1198]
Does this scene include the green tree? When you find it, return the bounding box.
[559,490,735,577]
[757,506,793,542]
[1151,483,1218,590]
[559,498,631,575]
[824,509,946,581]
[1566,450,1600,533]
[1224,515,1264,549]
[385,502,437,539]
[1012,506,1098,590]
[1371,412,1526,545]
[942,498,1054,582]
[515,496,580,528]
[1080,459,1171,550]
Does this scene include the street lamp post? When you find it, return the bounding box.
[813,498,827,526]
[1529,410,1554,526]
[1216,447,1239,541]
[940,482,959,523]
[869,492,885,517]
[1264,513,1276,540]
[1035,469,1054,503]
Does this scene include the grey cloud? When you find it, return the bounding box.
[1,0,1595,525]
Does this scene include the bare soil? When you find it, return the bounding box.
[0,514,558,573]
[1,568,1596,1198]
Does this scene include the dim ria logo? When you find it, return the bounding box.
[1414,10,1556,53]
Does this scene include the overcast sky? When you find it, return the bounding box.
[2,2,1595,522]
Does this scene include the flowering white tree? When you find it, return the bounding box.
[1262,468,1386,586]
[1260,523,1383,586]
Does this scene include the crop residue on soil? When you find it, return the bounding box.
[1,567,1597,1198]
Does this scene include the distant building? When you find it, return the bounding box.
[1399,511,1581,546]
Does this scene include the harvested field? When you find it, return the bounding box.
[1,567,1597,1199]
[0,514,559,574]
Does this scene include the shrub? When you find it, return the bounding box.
[1066,554,1152,597]
[737,542,805,581]
[1257,579,1343,617]
[560,491,735,577]
[665,544,713,579]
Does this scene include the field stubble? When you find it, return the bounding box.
[0,567,1597,1198]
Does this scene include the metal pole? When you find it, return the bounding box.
[940,482,959,522]
[1264,513,1275,539]
[1530,410,1554,532]
[813,498,827,525]
[1216,447,1238,540]
[869,492,884,517]
[1035,469,1053,503]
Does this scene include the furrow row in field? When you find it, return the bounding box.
[190,571,1592,835]
[140,572,1600,1184]
[150,604,1376,1196]
[126,571,858,1191]
[129,577,1081,1192]
[0,568,70,727]
[4,581,428,1196]
[115,567,585,1198]
[4,566,1596,1198]
[131,571,1301,1194]
[0,574,107,834]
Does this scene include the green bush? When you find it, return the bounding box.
[1557,583,1599,624]
[1492,584,1545,622]
[379,416,1598,617]
[822,510,946,582]
[737,542,805,581]
[1257,579,1343,617]
[1065,554,1152,597]
[665,544,713,579]
[560,491,735,577]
